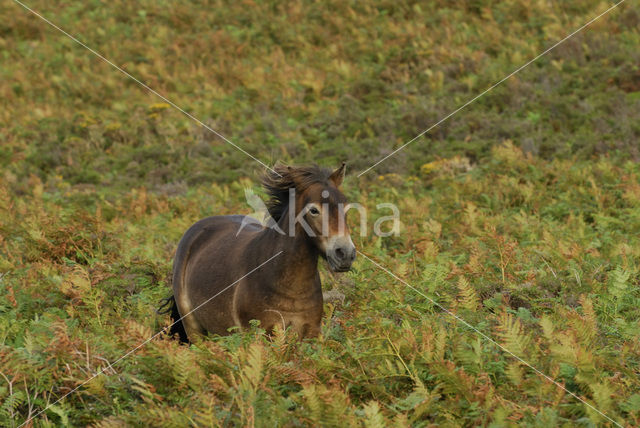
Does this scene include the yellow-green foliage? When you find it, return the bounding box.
[1,0,640,427]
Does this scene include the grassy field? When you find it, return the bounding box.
[1,0,640,426]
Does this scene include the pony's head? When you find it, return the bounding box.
[263,163,356,272]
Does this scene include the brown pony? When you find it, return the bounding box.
[160,164,356,341]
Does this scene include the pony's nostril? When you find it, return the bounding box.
[335,247,345,259]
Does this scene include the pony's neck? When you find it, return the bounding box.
[262,205,320,296]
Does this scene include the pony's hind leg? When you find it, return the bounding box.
[175,291,207,340]
[157,295,190,343]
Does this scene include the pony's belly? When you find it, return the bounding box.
[236,295,323,338]
[234,282,323,338]
[261,308,322,338]
[184,287,239,337]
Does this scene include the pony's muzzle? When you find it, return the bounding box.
[327,237,356,272]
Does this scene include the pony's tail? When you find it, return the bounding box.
[157,295,189,344]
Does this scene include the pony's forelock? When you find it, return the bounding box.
[261,164,332,222]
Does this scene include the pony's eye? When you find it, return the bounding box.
[309,206,320,216]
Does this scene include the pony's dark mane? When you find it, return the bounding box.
[262,164,332,222]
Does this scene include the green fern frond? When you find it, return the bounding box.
[539,315,555,341]
[422,264,448,293]
[456,276,479,311]
[0,389,25,420]
[505,362,524,386]
[496,312,531,359]
[363,401,387,428]
[574,296,598,347]
[587,382,615,421]
[169,348,194,389]
[302,385,322,423]
[193,398,219,428]
[609,266,630,300]
[241,342,264,390]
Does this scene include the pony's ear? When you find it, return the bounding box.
[329,163,346,187]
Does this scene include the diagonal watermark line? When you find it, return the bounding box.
[18,251,283,428]
[357,250,623,428]
[358,0,627,177]
[12,0,280,176]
